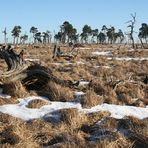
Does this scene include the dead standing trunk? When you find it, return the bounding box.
[126,13,136,49]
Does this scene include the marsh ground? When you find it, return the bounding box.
[0,43,148,147]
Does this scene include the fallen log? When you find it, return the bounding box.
[0,46,79,92]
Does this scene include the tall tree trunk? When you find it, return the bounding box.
[16,37,19,45]
[131,36,135,48]
[13,37,16,44]
[4,34,7,45]
[139,37,145,48]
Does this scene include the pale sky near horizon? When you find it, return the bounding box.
[0,0,147,42]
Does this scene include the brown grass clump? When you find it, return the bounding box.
[27,99,49,108]
[98,117,118,130]
[115,82,147,106]
[117,116,148,148]
[104,89,118,104]
[27,119,54,146]
[41,130,87,147]
[81,90,104,108]
[59,108,87,129]
[0,124,20,146]
[0,113,39,147]
[39,81,74,102]
[3,81,28,98]
[115,82,145,99]
[86,111,111,126]
[0,97,17,105]
[87,133,133,148]
[88,80,106,96]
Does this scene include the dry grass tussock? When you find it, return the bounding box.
[27,99,49,108]
[36,81,74,101]
[59,108,88,128]
[0,113,38,147]
[117,116,148,148]
[0,97,17,105]
[81,89,104,108]
[89,134,134,148]
[0,109,116,147]
[3,81,28,98]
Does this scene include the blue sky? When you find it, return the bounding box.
[0,0,147,42]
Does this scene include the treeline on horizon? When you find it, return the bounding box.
[1,14,148,48]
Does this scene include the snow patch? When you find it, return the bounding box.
[25,58,40,62]
[75,91,85,96]
[79,81,89,86]
[82,103,148,119]
[0,96,81,121]
[95,65,111,69]
[107,57,148,61]
[92,51,113,56]
[0,96,148,121]
[76,61,85,65]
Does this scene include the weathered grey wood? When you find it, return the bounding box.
[0,46,79,90]
[52,44,77,60]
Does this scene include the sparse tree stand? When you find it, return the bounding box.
[0,46,79,94]
[126,13,136,49]
[11,26,22,45]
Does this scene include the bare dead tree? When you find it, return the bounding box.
[126,13,136,49]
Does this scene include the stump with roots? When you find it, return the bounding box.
[52,44,78,60]
[0,45,79,96]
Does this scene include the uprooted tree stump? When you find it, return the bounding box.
[52,44,78,60]
[0,46,79,97]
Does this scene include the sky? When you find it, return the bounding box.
[0,0,147,42]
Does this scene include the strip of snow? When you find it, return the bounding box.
[82,103,148,119]
[107,57,148,61]
[92,51,113,56]
[50,63,62,65]
[95,65,111,69]
[77,47,91,50]
[75,91,85,96]
[128,48,148,52]
[25,58,40,62]
[79,81,89,86]
[0,96,148,120]
[0,96,81,120]
[50,61,86,65]
[76,61,85,65]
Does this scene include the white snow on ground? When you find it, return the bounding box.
[75,91,85,96]
[95,65,111,69]
[76,61,86,65]
[50,61,86,66]
[79,81,89,86]
[0,96,81,120]
[77,47,91,50]
[82,103,148,119]
[92,51,113,56]
[107,57,148,61]
[0,88,11,99]
[128,48,148,52]
[0,96,148,121]
[25,58,40,62]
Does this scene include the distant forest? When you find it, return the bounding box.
[1,14,148,48]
